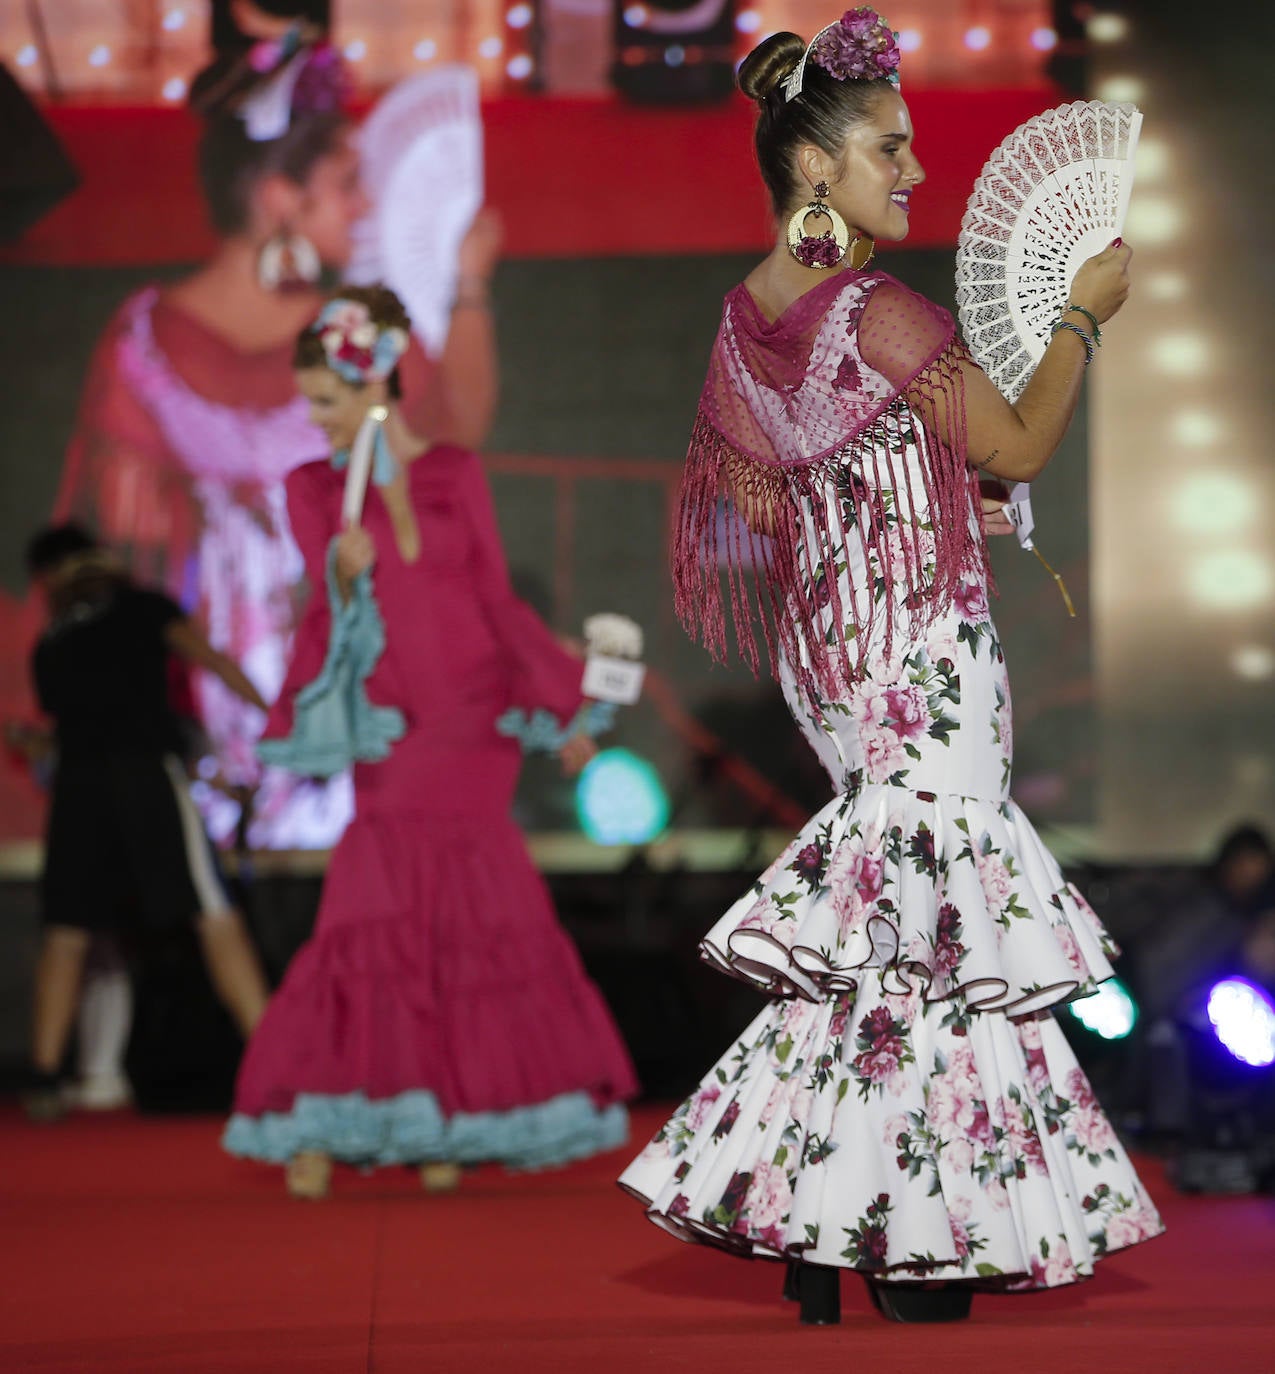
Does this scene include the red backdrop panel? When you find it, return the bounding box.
[2,88,1058,265]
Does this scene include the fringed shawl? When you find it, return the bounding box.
[673,268,988,695]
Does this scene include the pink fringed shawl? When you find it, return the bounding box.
[673,268,989,694]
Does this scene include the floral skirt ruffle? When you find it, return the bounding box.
[700,784,1116,1016]
[620,780,1163,1287]
[225,1088,628,1170]
[620,991,1161,1285]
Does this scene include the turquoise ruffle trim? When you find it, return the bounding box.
[496,701,618,754]
[223,1088,629,1170]
[257,541,405,779]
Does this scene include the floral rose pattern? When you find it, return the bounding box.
[620,333,1162,1285]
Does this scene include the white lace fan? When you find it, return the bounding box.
[346,66,484,357]
[955,100,1142,402]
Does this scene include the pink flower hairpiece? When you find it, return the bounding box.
[240,37,349,142]
[782,7,902,102]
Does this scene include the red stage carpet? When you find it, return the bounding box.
[0,1104,1268,1373]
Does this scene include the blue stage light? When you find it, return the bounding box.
[1068,978,1138,1040]
[1206,977,1275,1068]
[576,748,669,846]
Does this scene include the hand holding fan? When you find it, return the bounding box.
[955,99,1142,400]
[955,99,1141,612]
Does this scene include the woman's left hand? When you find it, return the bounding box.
[979,479,1016,537]
[981,495,1016,537]
[559,733,598,777]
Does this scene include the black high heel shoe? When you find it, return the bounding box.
[783,1260,842,1324]
[866,1279,973,1323]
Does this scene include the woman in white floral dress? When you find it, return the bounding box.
[619,11,1162,1324]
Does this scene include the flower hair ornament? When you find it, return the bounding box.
[312,299,411,496]
[781,7,902,103]
[313,299,410,385]
[240,29,348,142]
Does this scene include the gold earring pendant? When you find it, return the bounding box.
[787,181,850,270]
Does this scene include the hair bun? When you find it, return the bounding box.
[737,32,806,102]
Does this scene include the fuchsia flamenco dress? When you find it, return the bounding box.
[224,443,636,1168]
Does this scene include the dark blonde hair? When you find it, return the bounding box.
[738,31,894,216]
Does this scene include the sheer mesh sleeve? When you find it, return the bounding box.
[857,280,955,391]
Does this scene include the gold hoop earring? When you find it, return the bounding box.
[787,181,849,270]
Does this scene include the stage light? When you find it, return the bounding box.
[16,45,37,67]
[1086,13,1129,44]
[507,4,534,28]
[1030,27,1058,52]
[1231,645,1275,681]
[1151,333,1210,375]
[1171,410,1225,446]
[344,40,367,61]
[1122,196,1183,246]
[576,748,670,846]
[507,54,533,79]
[964,27,991,51]
[612,0,737,104]
[162,9,186,32]
[1147,271,1188,303]
[1131,137,1169,184]
[414,40,437,61]
[1069,979,1138,1040]
[88,45,112,68]
[1207,978,1275,1068]
[162,77,188,102]
[479,36,504,59]
[1170,472,1255,537]
[897,28,922,52]
[1189,551,1273,610]
[1095,75,1144,103]
[735,9,761,33]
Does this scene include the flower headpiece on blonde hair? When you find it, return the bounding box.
[313,299,410,385]
[782,7,902,103]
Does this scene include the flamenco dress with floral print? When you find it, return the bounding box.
[620,269,1162,1290]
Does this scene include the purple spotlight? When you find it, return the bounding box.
[1207,977,1275,1068]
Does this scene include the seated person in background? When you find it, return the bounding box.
[21,523,272,1119]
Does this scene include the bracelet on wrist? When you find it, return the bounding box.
[1064,303,1102,346]
[1050,318,1095,365]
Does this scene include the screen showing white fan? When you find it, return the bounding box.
[347,66,485,358]
[955,100,1142,402]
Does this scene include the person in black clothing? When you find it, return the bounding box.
[22,523,272,1117]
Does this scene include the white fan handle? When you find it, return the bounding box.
[341,406,389,528]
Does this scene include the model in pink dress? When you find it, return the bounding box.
[224,287,636,1195]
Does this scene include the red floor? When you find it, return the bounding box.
[0,1104,1269,1373]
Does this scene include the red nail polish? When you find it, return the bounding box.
[1112,237,1123,247]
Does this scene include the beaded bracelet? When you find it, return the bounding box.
[1064,303,1102,346]
[1050,319,1095,365]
